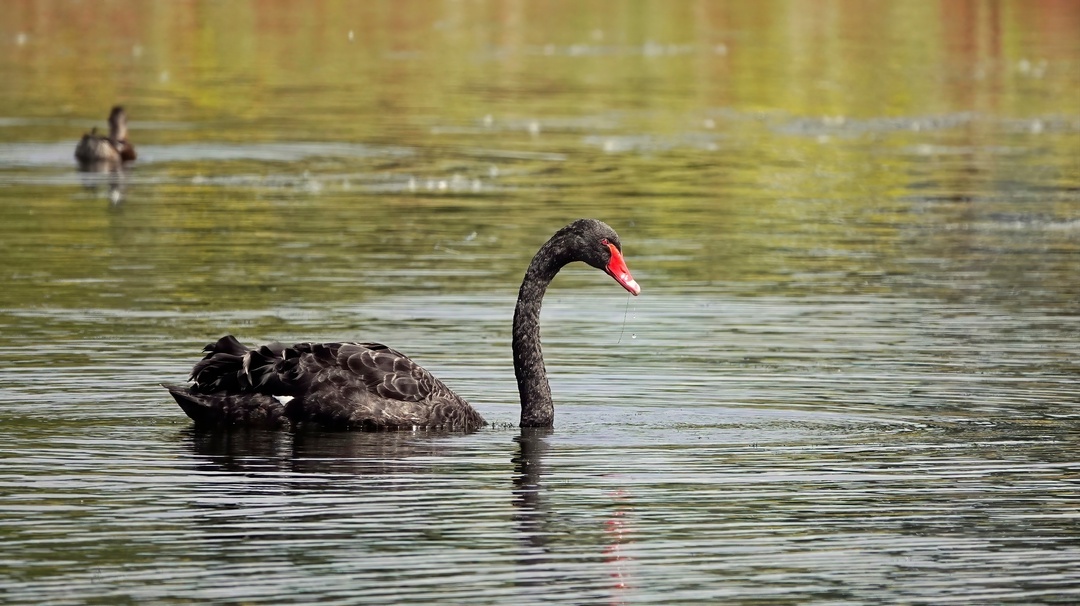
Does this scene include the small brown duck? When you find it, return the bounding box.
[75,106,136,164]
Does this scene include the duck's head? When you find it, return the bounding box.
[108,106,129,141]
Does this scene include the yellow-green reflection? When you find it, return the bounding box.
[0,0,1077,316]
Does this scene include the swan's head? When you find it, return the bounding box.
[560,219,641,296]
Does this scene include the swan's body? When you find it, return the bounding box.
[165,219,640,431]
[167,339,482,430]
[75,106,136,165]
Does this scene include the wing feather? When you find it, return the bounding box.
[178,335,484,430]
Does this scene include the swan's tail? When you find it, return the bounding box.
[163,384,219,425]
[162,384,290,430]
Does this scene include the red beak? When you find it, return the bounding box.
[604,242,641,296]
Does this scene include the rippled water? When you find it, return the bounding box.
[1,2,1079,604]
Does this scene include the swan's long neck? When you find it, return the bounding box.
[513,240,565,427]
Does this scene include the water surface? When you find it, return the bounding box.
[1,2,1078,604]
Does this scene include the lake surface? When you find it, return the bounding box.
[1,2,1079,604]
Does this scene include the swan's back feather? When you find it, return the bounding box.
[171,335,485,431]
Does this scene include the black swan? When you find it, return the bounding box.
[164,219,641,431]
[75,106,136,165]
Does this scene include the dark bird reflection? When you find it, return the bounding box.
[511,427,563,594]
[183,427,291,473]
[512,427,552,545]
[76,161,128,205]
[181,426,632,601]
[182,427,459,476]
[511,427,636,602]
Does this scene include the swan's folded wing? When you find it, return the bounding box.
[337,342,456,403]
[189,338,464,408]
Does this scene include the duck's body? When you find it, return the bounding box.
[165,218,641,431]
[75,106,136,165]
